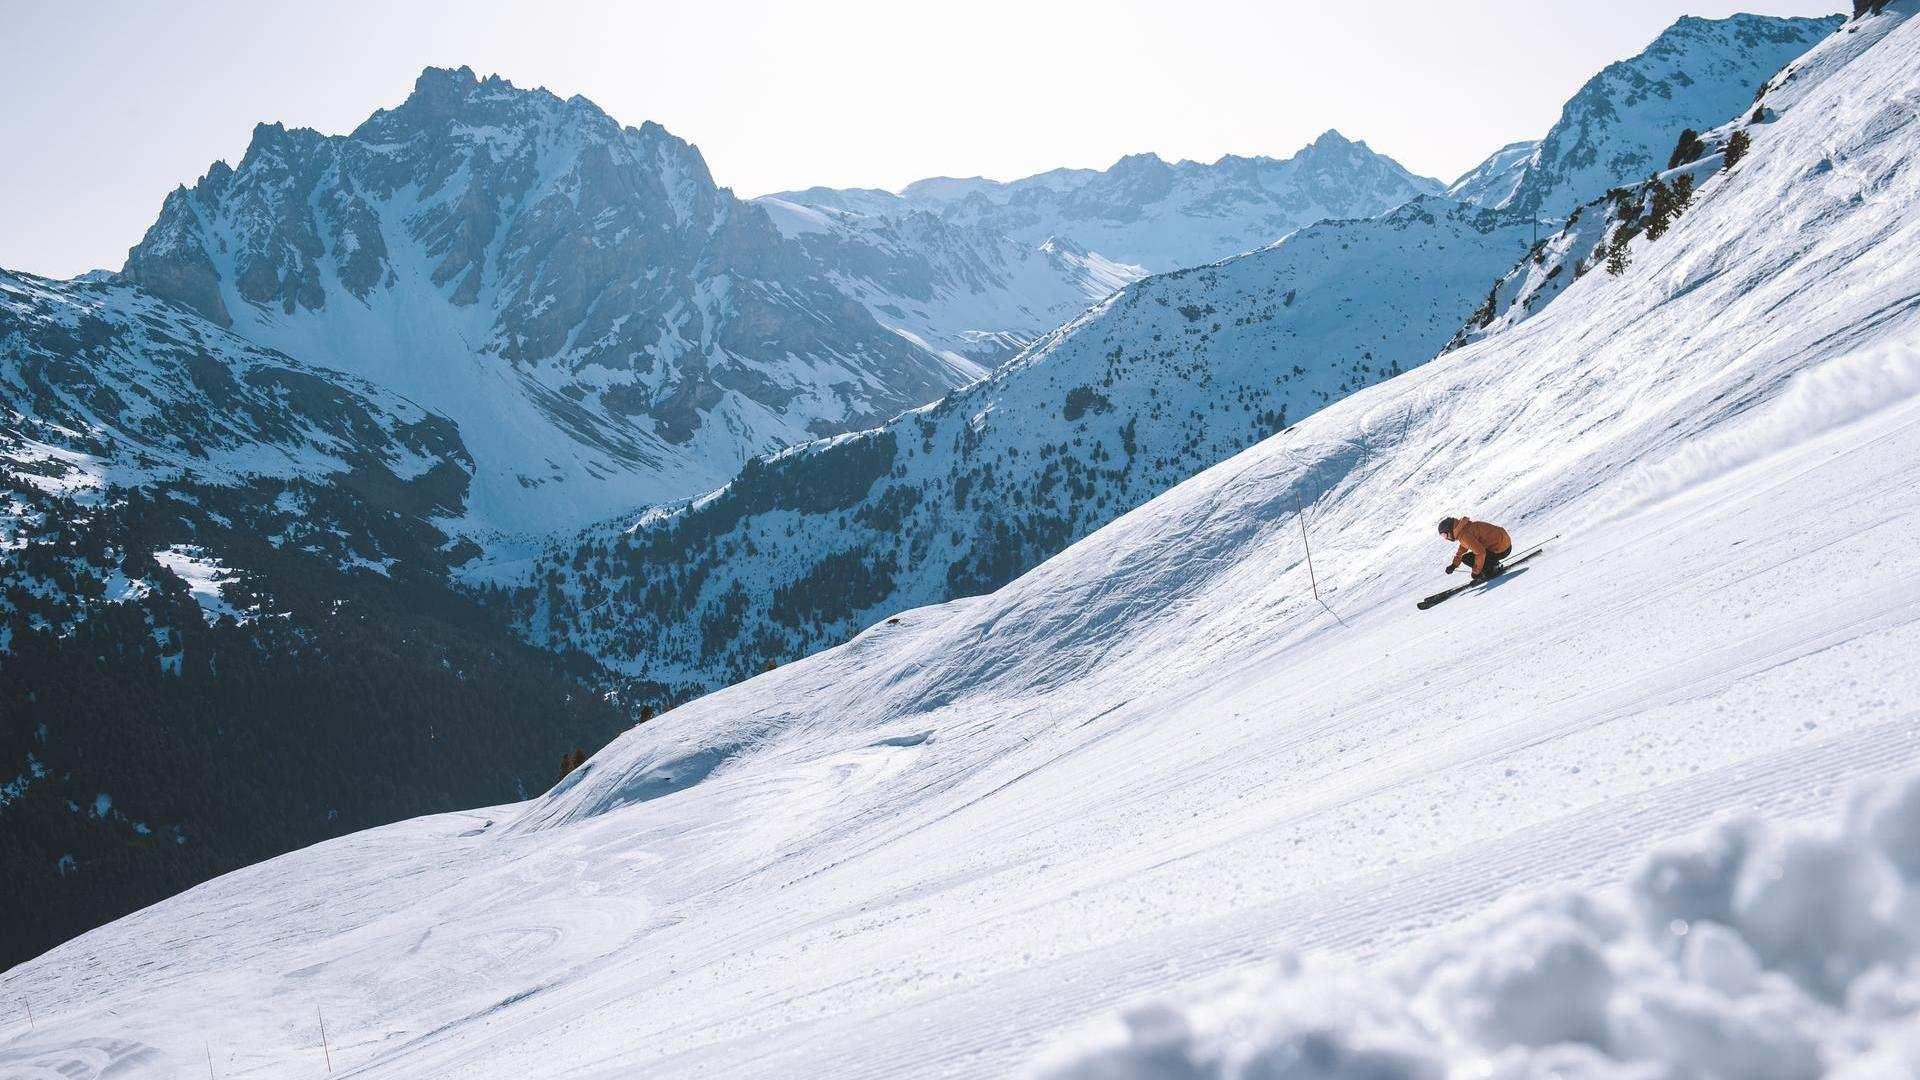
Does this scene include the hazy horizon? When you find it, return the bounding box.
[1,0,1843,278]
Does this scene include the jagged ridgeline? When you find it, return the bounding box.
[517,199,1538,690]
[759,130,1447,369]
[118,66,974,536]
[1450,12,1860,352]
[0,271,632,968]
[1463,13,1840,219]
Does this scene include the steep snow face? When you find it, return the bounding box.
[1444,139,1537,206]
[777,130,1444,275]
[757,196,1142,368]
[10,7,1920,1078]
[515,198,1537,691]
[119,67,968,543]
[1498,13,1840,219]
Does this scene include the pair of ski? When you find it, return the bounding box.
[1416,536,1555,610]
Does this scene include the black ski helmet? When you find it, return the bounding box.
[1438,517,1459,536]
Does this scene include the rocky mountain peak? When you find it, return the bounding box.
[116,67,968,539]
[1103,152,1173,185]
[1498,12,1840,218]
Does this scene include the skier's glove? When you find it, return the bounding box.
[1445,564,1457,575]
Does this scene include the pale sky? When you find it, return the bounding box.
[0,0,1842,278]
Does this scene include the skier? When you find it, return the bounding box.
[1439,516,1512,582]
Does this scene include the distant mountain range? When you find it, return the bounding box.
[755,130,1445,368]
[770,130,1446,275]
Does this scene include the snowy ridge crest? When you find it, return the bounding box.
[1451,13,1842,219]
[766,129,1444,277]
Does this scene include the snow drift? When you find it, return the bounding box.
[1034,772,1920,1079]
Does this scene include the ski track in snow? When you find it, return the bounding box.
[8,7,1920,1078]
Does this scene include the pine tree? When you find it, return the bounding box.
[1725,130,1753,169]
[1644,179,1676,241]
[1605,243,1632,277]
[1667,128,1705,170]
[1670,173,1695,215]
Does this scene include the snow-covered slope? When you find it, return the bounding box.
[1489,13,1839,219]
[515,197,1537,691]
[1444,139,1538,206]
[9,5,1920,1077]
[120,67,971,543]
[773,130,1444,275]
[758,196,1142,368]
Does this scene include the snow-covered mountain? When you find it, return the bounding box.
[1466,13,1840,219]
[1,269,469,511]
[8,6,1917,1075]
[771,130,1445,276]
[119,66,974,542]
[757,197,1142,368]
[515,197,1538,691]
[1443,139,1537,206]
[1449,10,1892,354]
[0,268,631,967]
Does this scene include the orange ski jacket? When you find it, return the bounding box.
[1446,517,1512,572]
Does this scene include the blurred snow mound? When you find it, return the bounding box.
[1034,773,1920,1079]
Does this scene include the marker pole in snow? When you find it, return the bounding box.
[318,1005,333,1073]
[1299,512,1349,628]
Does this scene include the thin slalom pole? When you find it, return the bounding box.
[1299,509,1350,628]
[317,1005,333,1074]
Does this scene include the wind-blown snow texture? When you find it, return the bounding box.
[515,198,1537,691]
[8,5,1920,1078]
[1456,14,1840,219]
[772,130,1443,276]
[119,66,970,542]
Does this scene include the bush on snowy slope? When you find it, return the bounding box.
[1033,774,1920,1079]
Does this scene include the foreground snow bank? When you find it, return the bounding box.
[1035,773,1920,1079]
